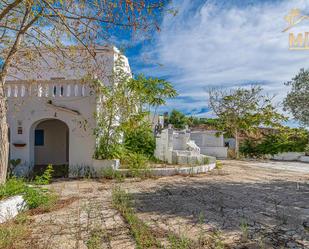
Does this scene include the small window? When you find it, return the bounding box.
[35,130,44,146]
[60,86,64,96]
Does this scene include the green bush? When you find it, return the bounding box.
[23,187,57,209]
[240,128,309,157]
[0,178,57,210]
[121,152,150,177]
[124,123,155,157]
[0,178,26,200]
[305,144,309,156]
[34,164,54,185]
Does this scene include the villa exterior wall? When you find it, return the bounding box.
[6,46,131,176]
[7,90,97,175]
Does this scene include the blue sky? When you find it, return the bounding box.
[119,0,309,123]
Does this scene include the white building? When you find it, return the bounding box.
[154,127,227,164]
[5,45,130,176]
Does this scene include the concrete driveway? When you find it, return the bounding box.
[225,160,309,174]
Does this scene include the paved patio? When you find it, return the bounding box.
[21,160,309,248]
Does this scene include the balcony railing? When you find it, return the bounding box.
[5,80,93,98]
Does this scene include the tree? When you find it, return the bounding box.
[127,74,177,124]
[94,58,177,159]
[283,68,309,126]
[0,0,168,183]
[168,109,188,129]
[208,86,285,158]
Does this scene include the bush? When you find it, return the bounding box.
[100,167,124,181]
[240,128,309,157]
[34,164,54,185]
[23,187,57,209]
[0,178,57,210]
[124,123,155,157]
[0,178,26,200]
[121,152,149,175]
[305,144,309,156]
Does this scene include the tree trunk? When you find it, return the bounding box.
[235,131,239,159]
[0,84,9,184]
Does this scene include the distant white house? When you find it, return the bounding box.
[5,45,131,175]
[155,127,228,164]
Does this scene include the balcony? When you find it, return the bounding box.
[5,80,93,98]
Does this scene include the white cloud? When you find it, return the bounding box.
[137,0,309,117]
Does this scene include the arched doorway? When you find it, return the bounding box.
[32,119,69,177]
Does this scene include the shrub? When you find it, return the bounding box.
[34,164,54,185]
[100,167,124,181]
[121,152,149,177]
[0,178,26,200]
[240,128,309,157]
[23,187,57,210]
[305,144,309,156]
[0,178,57,210]
[124,123,155,157]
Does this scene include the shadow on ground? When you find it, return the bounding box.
[132,178,309,247]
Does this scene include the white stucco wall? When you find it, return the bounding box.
[8,92,97,171]
[6,46,132,176]
[190,131,224,147]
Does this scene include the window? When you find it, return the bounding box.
[35,130,44,146]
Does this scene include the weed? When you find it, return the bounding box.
[100,167,124,182]
[87,229,110,249]
[112,187,161,248]
[168,234,194,249]
[0,216,30,249]
[210,230,225,249]
[240,219,249,242]
[203,157,210,165]
[215,161,223,170]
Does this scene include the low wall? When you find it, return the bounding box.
[69,159,120,177]
[200,147,228,159]
[117,162,216,177]
[272,152,305,161]
[0,195,26,223]
[299,156,309,163]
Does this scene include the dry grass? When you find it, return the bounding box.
[0,214,31,249]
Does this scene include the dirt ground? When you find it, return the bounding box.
[21,160,309,249]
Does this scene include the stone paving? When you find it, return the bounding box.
[25,181,135,249]
[21,160,309,249]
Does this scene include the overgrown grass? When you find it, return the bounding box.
[0,214,30,249]
[111,187,225,249]
[112,187,161,248]
[100,167,124,182]
[168,234,194,249]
